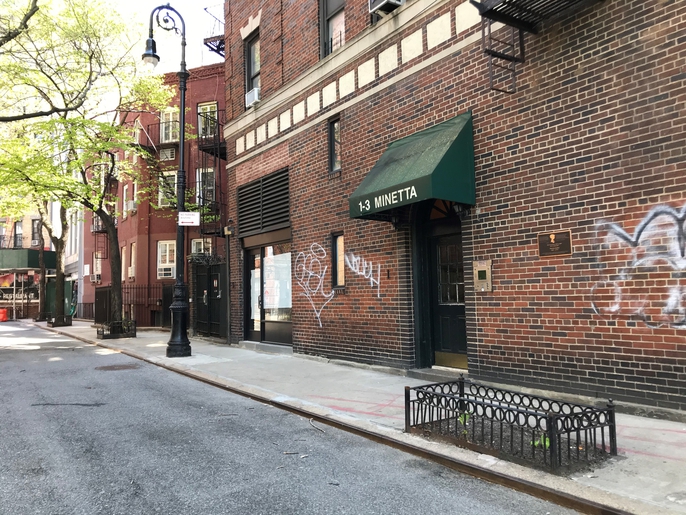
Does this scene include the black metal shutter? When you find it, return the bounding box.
[237,168,290,237]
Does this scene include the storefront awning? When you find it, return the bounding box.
[348,112,475,220]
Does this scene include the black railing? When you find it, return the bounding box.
[197,109,226,160]
[141,121,180,149]
[47,314,72,327]
[405,377,617,472]
[324,32,344,57]
[97,319,136,339]
[77,303,94,320]
[95,284,172,327]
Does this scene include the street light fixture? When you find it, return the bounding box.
[143,3,191,357]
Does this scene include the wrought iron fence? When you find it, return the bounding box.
[97,319,136,339]
[405,376,617,472]
[77,303,94,320]
[95,284,172,327]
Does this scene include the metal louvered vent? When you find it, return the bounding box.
[237,168,290,237]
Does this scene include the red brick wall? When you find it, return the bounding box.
[225,0,686,410]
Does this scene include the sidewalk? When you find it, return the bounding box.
[30,320,686,515]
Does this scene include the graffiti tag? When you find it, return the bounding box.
[294,243,335,328]
[345,252,381,297]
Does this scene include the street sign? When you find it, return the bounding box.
[178,212,200,226]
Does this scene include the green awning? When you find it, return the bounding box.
[349,112,475,219]
[0,248,56,271]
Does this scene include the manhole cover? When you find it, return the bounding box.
[95,364,140,371]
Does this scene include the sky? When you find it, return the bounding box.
[114,1,224,74]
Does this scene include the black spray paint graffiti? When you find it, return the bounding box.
[344,252,381,298]
[294,243,335,328]
[591,204,686,328]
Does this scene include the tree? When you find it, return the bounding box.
[0,0,113,122]
[0,0,173,325]
[0,0,39,48]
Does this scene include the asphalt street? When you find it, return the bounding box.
[0,322,577,514]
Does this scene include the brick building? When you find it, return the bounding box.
[222,0,686,411]
[82,63,230,337]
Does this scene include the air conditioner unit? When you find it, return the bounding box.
[126,200,137,213]
[128,265,135,279]
[89,274,101,283]
[245,87,261,108]
[31,239,40,247]
[369,0,403,14]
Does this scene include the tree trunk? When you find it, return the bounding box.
[97,210,122,323]
[38,241,47,320]
[49,205,69,320]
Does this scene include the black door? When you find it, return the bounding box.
[194,264,227,338]
[430,235,467,368]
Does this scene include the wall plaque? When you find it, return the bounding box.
[538,230,572,257]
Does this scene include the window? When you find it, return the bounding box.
[122,184,129,219]
[158,172,176,208]
[332,233,345,288]
[129,242,136,279]
[93,253,102,274]
[13,221,22,248]
[121,246,126,281]
[246,32,260,94]
[160,109,180,143]
[329,117,341,174]
[195,168,215,204]
[191,238,212,254]
[157,241,176,279]
[321,0,345,57]
[198,102,218,138]
[159,148,176,161]
[0,224,6,248]
[31,219,41,242]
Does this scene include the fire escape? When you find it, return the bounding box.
[470,0,604,93]
[196,108,228,251]
[203,6,225,58]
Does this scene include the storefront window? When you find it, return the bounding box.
[263,244,292,322]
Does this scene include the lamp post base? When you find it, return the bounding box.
[167,283,191,357]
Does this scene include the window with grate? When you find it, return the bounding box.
[320,0,345,57]
[237,168,290,237]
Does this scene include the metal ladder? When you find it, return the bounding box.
[481,18,525,94]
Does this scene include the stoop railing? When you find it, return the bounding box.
[405,376,617,472]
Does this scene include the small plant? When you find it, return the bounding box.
[531,434,550,449]
[458,413,470,426]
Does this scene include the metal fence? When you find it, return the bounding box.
[76,303,95,320]
[94,284,172,327]
[405,376,617,472]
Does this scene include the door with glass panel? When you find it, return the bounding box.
[245,244,292,344]
[430,234,467,368]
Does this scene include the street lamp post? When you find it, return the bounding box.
[142,4,191,357]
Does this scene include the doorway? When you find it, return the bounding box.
[194,264,227,338]
[245,243,292,344]
[414,199,468,369]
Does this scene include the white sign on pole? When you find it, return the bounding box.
[178,212,200,226]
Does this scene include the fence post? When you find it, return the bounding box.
[607,399,617,455]
[404,386,411,433]
[546,412,559,470]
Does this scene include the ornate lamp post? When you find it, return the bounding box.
[142,4,191,357]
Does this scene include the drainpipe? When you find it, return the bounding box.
[224,224,233,345]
